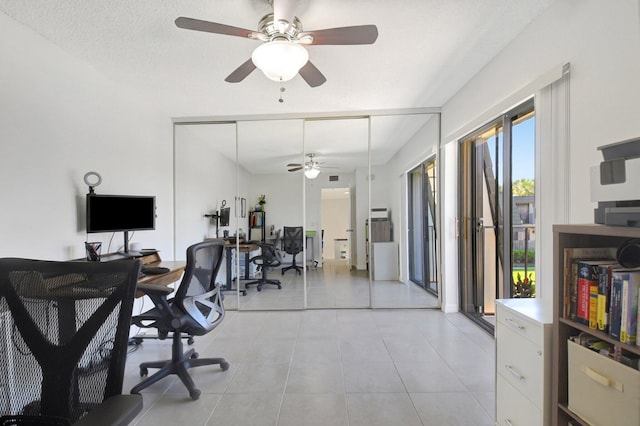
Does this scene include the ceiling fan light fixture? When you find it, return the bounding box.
[304,164,320,179]
[251,40,309,82]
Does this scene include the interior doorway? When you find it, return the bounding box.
[321,187,352,269]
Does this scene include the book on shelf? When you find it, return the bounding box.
[637,287,640,347]
[609,271,625,341]
[563,247,616,320]
[577,260,615,327]
[589,285,599,330]
[597,263,620,334]
[607,268,640,344]
[620,269,640,345]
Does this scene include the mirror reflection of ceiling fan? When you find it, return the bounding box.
[174,0,378,87]
[287,153,336,179]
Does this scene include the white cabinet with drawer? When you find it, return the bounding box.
[496,298,552,426]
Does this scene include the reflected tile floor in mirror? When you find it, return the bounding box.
[222,260,439,311]
[125,309,495,425]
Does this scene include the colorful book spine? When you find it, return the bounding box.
[597,264,618,333]
[577,261,602,326]
[609,271,627,341]
[589,285,598,329]
[621,270,640,345]
[564,248,616,321]
[637,289,640,347]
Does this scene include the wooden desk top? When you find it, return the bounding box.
[205,238,259,252]
[135,252,185,296]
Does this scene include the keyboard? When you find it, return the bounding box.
[141,266,170,275]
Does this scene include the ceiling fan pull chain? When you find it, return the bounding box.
[278,84,286,103]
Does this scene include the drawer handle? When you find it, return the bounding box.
[583,366,624,392]
[505,318,525,331]
[505,364,525,381]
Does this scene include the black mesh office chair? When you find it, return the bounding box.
[244,242,282,291]
[0,257,142,425]
[281,226,304,275]
[131,240,228,400]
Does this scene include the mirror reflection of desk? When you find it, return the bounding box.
[217,240,259,296]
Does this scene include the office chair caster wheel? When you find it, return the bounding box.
[187,337,194,345]
[191,352,199,359]
[257,287,262,292]
[277,284,282,289]
[189,389,201,400]
[139,367,148,377]
[220,361,230,371]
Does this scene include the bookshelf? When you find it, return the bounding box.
[248,211,265,242]
[552,224,640,426]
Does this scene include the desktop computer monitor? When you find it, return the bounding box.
[219,207,230,227]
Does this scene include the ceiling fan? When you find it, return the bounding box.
[175,0,378,87]
[287,153,334,178]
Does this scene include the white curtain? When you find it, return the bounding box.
[535,62,571,300]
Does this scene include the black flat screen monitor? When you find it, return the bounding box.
[86,194,156,233]
[219,207,230,227]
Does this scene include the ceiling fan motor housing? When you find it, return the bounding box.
[257,13,303,41]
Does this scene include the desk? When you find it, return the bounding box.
[75,252,186,297]
[135,252,186,297]
[222,242,259,296]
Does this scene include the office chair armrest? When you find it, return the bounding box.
[136,283,174,297]
[74,394,143,426]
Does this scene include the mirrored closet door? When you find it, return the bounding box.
[237,119,305,310]
[369,114,441,309]
[304,117,371,308]
[174,110,442,311]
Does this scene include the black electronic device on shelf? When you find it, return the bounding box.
[86,193,156,254]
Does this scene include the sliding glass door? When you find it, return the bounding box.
[458,99,535,330]
[408,158,438,295]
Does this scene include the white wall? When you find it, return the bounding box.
[439,0,640,310]
[174,124,241,259]
[0,13,174,260]
[247,172,304,234]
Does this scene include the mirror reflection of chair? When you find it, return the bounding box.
[281,226,303,275]
[130,240,228,400]
[0,257,143,425]
[244,242,282,291]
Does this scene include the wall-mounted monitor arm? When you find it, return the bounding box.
[204,211,220,238]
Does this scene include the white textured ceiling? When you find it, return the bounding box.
[0,0,556,174]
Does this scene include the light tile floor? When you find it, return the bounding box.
[125,309,496,425]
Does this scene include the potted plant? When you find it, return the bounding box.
[257,194,266,211]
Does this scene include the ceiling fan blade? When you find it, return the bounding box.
[286,163,302,167]
[299,61,327,87]
[299,25,378,45]
[175,17,261,39]
[288,167,303,172]
[225,58,257,83]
